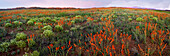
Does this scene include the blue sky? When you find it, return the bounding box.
[0,0,169,10]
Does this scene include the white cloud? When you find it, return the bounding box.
[0,0,169,10]
[107,0,170,10]
[16,0,106,8]
[167,4,170,10]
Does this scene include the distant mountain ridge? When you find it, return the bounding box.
[0,7,78,11]
[0,7,169,11]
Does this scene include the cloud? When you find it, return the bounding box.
[0,0,109,8]
[40,0,107,8]
[167,4,170,10]
[107,0,170,10]
[0,0,169,10]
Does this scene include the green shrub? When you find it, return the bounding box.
[23,52,30,56]
[0,43,9,52]
[0,28,7,38]
[0,28,7,37]
[71,20,75,24]
[75,19,83,23]
[98,18,102,21]
[44,17,51,22]
[150,15,154,18]
[75,15,82,18]
[152,17,158,21]
[43,30,54,37]
[5,23,12,27]
[129,13,134,16]
[93,20,97,22]
[55,17,61,20]
[122,13,127,15]
[27,20,34,25]
[136,17,143,21]
[20,22,23,25]
[23,50,40,56]
[13,21,19,26]
[28,39,36,47]
[24,48,29,52]
[113,15,117,18]
[17,49,20,54]
[10,39,17,45]
[29,19,36,22]
[11,51,16,55]
[16,40,26,48]
[42,25,52,30]
[128,18,133,21]
[51,19,57,22]
[70,27,77,31]
[31,50,40,56]
[13,21,22,26]
[64,19,70,22]
[43,23,47,26]
[64,30,69,33]
[45,17,51,20]
[16,32,27,41]
[13,21,19,24]
[39,18,44,22]
[54,25,63,31]
[0,47,5,52]
[121,18,125,21]
[75,25,81,28]
[168,25,170,29]
[0,42,10,48]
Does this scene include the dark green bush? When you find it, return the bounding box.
[5,23,12,27]
[75,15,82,18]
[13,21,19,25]
[44,17,51,22]
[151,17,158,21]
[43,23,48,26]
[136,17,143,21]
[31,50,40,56]
[23,52,30,56]
[51,19,57,22]
[43,30,54,37]
[27,20,34,25]
[71,20,75,24]
[54,25,63,31]
[75,18,83,23]
[11,51,16,55]
[113,15,117,18]
[42,25,52,30]
[150,15,154,18]
[16,40,26,48]
[28,39,36,47]
[16,32,27,41]
[0,47,5,52]
[93,20,97,22]
[10,39,17,45]
[24,48,29,52]
[17,49,20,54]
[128,18,133,21]
[70,27,77,31]
[13,21,22,26]
[0,42,10,48]
[46,17,51,20]
[0,28,7,37]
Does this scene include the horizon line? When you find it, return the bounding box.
[0,6,169,10]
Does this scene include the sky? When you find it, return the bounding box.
[0,0,170,10]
